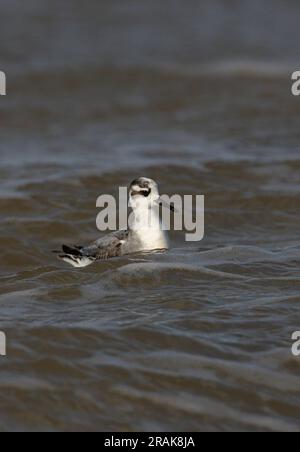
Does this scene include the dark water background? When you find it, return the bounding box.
[1,0,300,431]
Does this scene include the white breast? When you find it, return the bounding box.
[138,226,169,251]
[130,203,169,251]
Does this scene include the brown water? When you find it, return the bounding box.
[1,0,300,432]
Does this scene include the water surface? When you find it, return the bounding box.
[1,0,300,432]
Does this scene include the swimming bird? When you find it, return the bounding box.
[57,177,172,268]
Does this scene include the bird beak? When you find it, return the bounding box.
[158,198,176,212]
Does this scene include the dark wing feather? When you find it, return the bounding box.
[80,230,130,260]
[62,244,82,256]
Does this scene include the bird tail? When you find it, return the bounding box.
[55,245,96,268]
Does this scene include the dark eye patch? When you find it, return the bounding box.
[142,188,151,197]
[131,188,151,197]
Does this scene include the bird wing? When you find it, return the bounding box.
[56,230,131,267]
[77,230,130,260]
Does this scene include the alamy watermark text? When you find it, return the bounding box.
[291,331,300,356]
[291,71,300,96]
[0,71,6,95]
[0,332,6,356]
[96,188,205,242]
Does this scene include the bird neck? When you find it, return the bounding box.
[131,202,161,230]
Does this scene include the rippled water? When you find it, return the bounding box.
[1,0,300,432]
